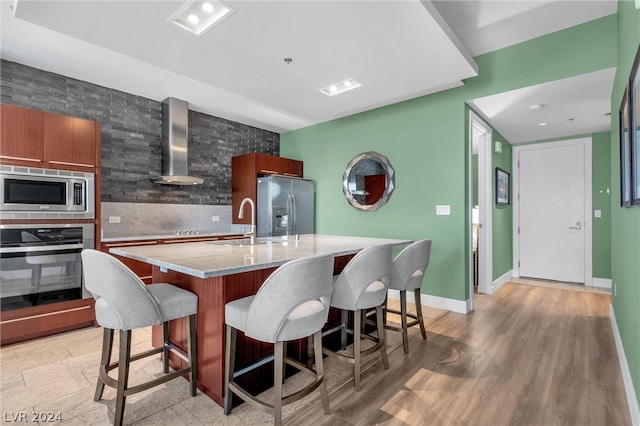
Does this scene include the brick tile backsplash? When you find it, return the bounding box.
[0,60,279,205]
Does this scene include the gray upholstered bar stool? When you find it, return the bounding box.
[322,244,392,391]
[81,249,198,426]
[385,239,432,354]
[223,254,334,426]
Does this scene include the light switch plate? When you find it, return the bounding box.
[212,216,220,222]
[594,210,602,218]
[436,205,451,216]
[108,216,121,224]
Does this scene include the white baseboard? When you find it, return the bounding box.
[388,289,469,314]
[593,278,612,289]
[492,269,512,294]
[610,305,640,425]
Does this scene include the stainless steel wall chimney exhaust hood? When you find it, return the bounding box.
[151,97,204,185]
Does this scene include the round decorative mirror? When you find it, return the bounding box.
[342,151,395,211]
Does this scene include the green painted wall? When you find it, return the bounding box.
[281,15,617,303]
[592,132,612,279]
[610,0,640,408]
[492,130,513,281]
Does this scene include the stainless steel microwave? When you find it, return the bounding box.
[0,166,95,219]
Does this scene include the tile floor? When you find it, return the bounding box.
[0,303,447,425]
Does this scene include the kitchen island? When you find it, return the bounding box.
[110,234,411,406]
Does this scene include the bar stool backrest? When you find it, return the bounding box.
[389,239,432,291]
[331,244,393,310]
[245,254,334,343]
[81,249,163,330]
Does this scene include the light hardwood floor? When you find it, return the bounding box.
[294,281,631,425]
[0,281,631,425]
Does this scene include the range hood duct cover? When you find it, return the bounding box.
[151,97,204,185]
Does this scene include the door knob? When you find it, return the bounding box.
[568,221,582,230]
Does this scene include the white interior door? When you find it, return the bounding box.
[517,141,589,283]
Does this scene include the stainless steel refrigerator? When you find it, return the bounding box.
[256,175,314,238]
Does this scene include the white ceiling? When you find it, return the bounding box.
[469,68,616,144]
[0,0,619,141]
[431,0,618,57]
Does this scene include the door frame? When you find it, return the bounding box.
[469,111,493,299]
[512,137,593,286]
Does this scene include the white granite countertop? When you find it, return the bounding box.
[101,232,241,243]
[109,234,412,279]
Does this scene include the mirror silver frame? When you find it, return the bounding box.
[342,151,395,212]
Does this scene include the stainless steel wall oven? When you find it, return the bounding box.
[0,224,94,312]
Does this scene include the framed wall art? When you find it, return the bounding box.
[620,86,631,207]
[630,43,640,205]
[496,167,510,205]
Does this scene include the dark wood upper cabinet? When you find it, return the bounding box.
[0,104,99,172]
[254,153,303,177]
[44,112,97,170]
[0,103,45,165]
[232,152,303,225]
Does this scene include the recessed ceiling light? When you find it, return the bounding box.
[201,1,214,12]
[320,78,362,96]
[539,122,549,127]
[529,104,544,111]
[169,0,234,37]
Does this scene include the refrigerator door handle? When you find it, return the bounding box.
[286,193,293,235]
[291,193,297,235]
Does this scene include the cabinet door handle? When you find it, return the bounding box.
[259,169,279,175]
[49,160,94,168]
[104,241,159,247]
[0,155,41,162]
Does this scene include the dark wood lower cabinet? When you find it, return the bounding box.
[0,298,95,346]
[151,254,354,407]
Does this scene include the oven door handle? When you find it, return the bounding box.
[0,243,84,254]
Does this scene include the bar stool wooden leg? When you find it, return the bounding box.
[223,325,236,415]
[187,314,197,396]
[162,322,170,374]
[340,309,348,350]
[314,330,330,414]
[274,341,284,426]
[353,309,362,391]
[306,335,314,369]
[94,328,114,401]
[414,289,427,341]
[400,290,409,354]
[376,305,389,369]
[114,330,131,426]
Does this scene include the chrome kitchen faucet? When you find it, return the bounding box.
[238,198,256,244]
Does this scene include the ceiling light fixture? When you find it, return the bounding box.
[201,1,214,12]
[188,13,199,24]
[169,0,234,37]
[529,104,544,111]
[539,122,549,127]
[319,78,362,97]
